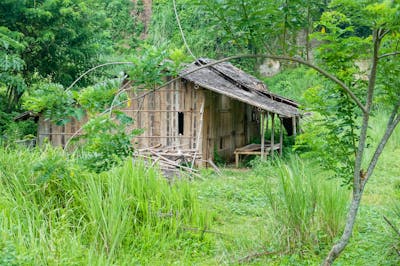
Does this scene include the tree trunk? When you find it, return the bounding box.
[322,29,381,265]
[322,191,362,265]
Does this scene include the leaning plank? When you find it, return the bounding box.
[191,97,205,168]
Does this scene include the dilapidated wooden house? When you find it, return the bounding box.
[35,58,300,166]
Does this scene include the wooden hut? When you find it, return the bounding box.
[36,58,300,166]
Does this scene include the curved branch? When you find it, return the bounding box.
[108,76,130,118]
[173,0,196,60]
[65,62,134,92]
[363,99,400,187]
[180,54,367,113]
[379,51,400,59]
[65,53,367,148]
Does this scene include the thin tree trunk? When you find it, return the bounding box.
[322,29,381,266]
[323,193,362,265]
[282,0,288,55]
[305,2,311,61]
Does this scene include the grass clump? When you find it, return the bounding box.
[0,146,213,265]
[253,155,349,254]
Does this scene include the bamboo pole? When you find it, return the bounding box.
[271,113,275,158]
[260,111,265,159]
[265,112,269,139]
[191,97,205,169]
[279,117,283,156]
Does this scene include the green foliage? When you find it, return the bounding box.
[0,27,26,111]
[1,118,37,145]
[150,0,223,58]
[0,110,399,264]
[127,45,176,88]
[0,0,137,117]
[0,241,19,266]
[149,0,328,70]
[263,66,321,103]
[99,0,143,52]
[169,47,193,67]
[74,79,121,114]
[22,82,79,125]
[296,84,359,185]
[252,155,349,252]
[0,146,212,265]
[77,113,141,172]
[293,1,398,185]
[0,0,110,87]
[19,46,182,173]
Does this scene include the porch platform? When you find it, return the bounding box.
[234,143,280,167]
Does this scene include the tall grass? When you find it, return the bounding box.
[254,155,349,253]
[0,146,212,264]
[366,109,400,158]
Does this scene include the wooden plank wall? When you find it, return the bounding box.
[245,105,261,144]
[205,92,249,162]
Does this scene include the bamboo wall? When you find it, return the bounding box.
[125,79,205,151]
[37,116,88,147]
[37,78,261,163]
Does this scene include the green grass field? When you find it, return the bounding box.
[1,66,400,265]
[1,111,399,265]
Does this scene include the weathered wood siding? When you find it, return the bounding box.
[36,78,261,164]
[37,116,88,147]
[202,91,260,162]
[125,79,205,151]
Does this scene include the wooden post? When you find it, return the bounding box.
[279,117,283,156]
[265,112,269,137]
[260,111,265,159]
[191,97,205,169]
[235,152,239,168]
[292,116,297,137]
[271,113,275,158]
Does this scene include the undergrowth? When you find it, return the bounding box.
[0,146,212,265]
[253,155,349,253]
[1,109,399,265]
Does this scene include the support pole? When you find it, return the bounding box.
[191,97,205,169]
[271,113,275,159]
[265,112,269,139]
[260,111,265,159]
[292,116,297,137]
[279,117,283,156]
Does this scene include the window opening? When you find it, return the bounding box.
[178,112,184,135]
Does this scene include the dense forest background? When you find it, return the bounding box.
[0,0,330,134]
[1,0,400,265]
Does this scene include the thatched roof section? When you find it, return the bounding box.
[179,58,300,118]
